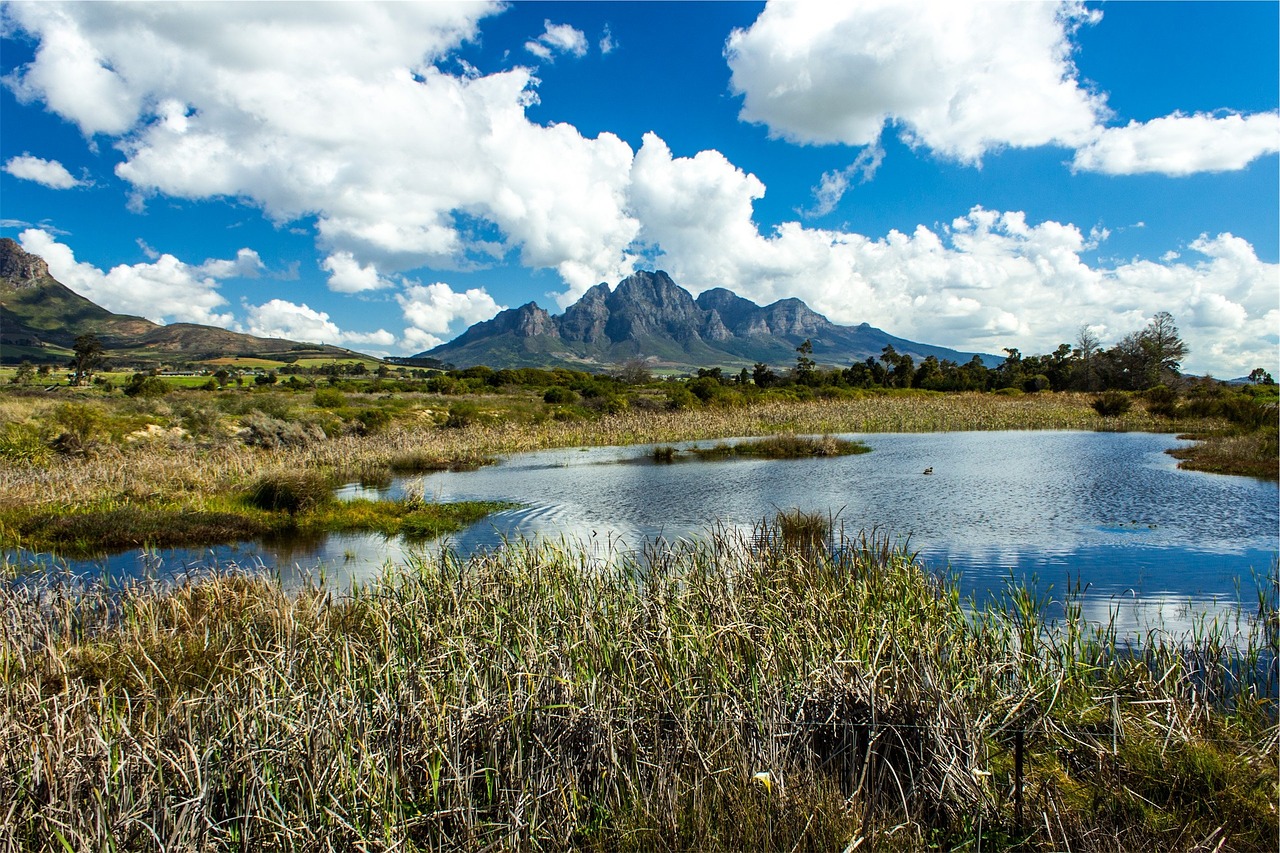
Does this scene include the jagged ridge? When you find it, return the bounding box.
[422,270,996,371]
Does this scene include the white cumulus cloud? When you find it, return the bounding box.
[4,154,82,189]
[321,252,390,294]
[4,2,638,294]
[244,298,396,349]
[726,1,1104,162]
[727,1,1276,178]
[397,281,504,352]
[525,20,589,61]
[17,228,241,327]
[624,135,1276,376]
[1073,111,1280,176]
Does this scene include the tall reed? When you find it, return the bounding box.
[1,522,1273,851]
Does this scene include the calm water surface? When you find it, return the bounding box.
[13,431,1278,636]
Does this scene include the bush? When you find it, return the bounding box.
[444,402,480,429]
[123,374,170,398]
[0,422,51,464]
[353,407,392,434]
[239,412,327,449]
[1145,385,1180,419]
[176,403,224,440]
[1091,391,1132,417]
[313,388,346,409]
[1023,374,1051,393]
[246,471,333,514]
[666,386,698,411]
[543,386,577,405]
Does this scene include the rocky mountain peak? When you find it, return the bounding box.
[420,268,995,371]
[0,238,51,288]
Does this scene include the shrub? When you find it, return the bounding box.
[543,386,577,405]
[239,412,326,448]
[176,403,224,440]
[1091,391,1132,417]
[312,388,345,409]
[666,386,698,410]
[444,402,480,429]
[123,374,170,398]
[246,471,333,514]
[1145,385,1180,418]
[51,403,102,455]
[1023,374,1051,393]
[353,407,392,434]
[0,422,51,464]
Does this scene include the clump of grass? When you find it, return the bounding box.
[387,449,496,474]
[246,470,334,513]
[1091,391,1133,418]
[12,507,271,557]
[309,498,514,539]
[765,507,832,555]
[651,445,676,463]
[689,433,870,460]
[1169,429,1279,479]
[3,522,1272,851]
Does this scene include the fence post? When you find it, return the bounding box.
[1014,728,1024,836]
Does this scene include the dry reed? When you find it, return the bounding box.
[1,522,1274,851]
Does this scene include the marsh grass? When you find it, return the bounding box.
[1,521,1274,851]
[689,433,870,460]
[1170,429,1279,479]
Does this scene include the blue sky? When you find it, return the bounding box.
[2,1,1276,376]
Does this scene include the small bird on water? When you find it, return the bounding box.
[923,467,933,475]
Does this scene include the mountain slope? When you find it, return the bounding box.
[421,270,998,371]
[0,238,359,364]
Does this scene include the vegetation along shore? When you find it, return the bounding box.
[0,357,1275,557]
[0,316,1275,850]
[2,519,1274,850]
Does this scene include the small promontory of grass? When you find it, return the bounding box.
[687,433,870,460]
[1168,428,1279,479]
[6,492,515,558]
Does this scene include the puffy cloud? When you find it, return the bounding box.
[4,2,638,293]
[726,1,1104,162]
[199,248,264,280]
[17,228,237,326]
[321,252,389,294]
[525,21,588,61]
[727,2,1276,179]
[626,137,1275,375]
[244,298,396,348]
[3,154,82,189]
[397,282,504,350]
[1073,112,1280,175]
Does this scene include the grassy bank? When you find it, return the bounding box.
[0,391,1268,556]
[1170,429,1279,480]
[656,433,871,461]
[2,520,1274,851]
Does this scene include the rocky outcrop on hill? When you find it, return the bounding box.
[421,269,995,371]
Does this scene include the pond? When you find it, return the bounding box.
[11,431,1278,637]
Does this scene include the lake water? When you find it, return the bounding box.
[11,431,1277,637]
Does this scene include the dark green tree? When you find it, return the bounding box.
[794,339,817,384]
[70,333,105,386]
[11,361,34,385]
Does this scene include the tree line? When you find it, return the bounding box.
[733,312,1271,394]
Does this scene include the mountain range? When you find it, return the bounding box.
[421,270,997,371]
[0,238,356,365]
[2,239,997,373]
